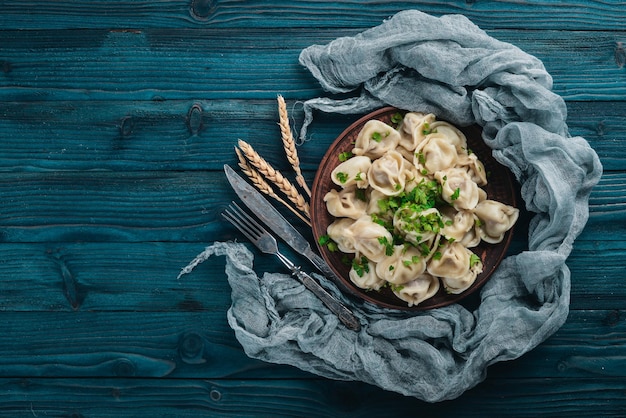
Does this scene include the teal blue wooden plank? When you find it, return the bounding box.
[568,240,626,310]
[0,99,295,172]
[0,311,300,380]
[0,0,625,31]
[0,242,231,312]
[1,29,625,102]
[0,171,227,243]
[1,377,625,417]
[0,310,622,381]
[0,99,622,171]
[581,172,626,242]
[0,241,315,313]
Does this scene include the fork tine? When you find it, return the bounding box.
[221,207,255,242]
[231,201,268,237]
[222,201,265,241]
[222,206,253,238]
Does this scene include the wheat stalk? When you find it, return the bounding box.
[277,95,311,198]
[237,139,311,221]
[234,148,311,226]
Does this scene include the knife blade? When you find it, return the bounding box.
[223,164,350,293]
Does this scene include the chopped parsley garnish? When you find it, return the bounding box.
[389,283,405,292]
[371,132,382,142]
[338,151,353,162]
[470,253,481,267]
[377,236,394,256]
[422,122,432,135]
[450,187,461,201]
[352,256,370,277]
[335,172,348,184]
[370,213,389,228]
[402,255,421,267]
[318,234,331,246]
[355,188,367,202]
[391,112,404,124]
[318,234,338,252]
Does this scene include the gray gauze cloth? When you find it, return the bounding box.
[182,10,602,402]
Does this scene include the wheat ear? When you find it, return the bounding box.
[237,139,311,220]
[277,95,311,198]
[235,148,311,226]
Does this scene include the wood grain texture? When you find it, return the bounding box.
[0,377,624,417]
[0,100,624,171]
[1,29,625,102]
[0,0,625,31]
[0,310,621,381]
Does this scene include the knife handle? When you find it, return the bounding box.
[292,267,361,332]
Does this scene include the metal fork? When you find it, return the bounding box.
[222,202,361,331]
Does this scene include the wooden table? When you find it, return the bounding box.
[1,2,624,416]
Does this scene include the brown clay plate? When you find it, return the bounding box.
[310,107,517,310]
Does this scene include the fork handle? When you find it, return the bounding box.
[291,267,361,332]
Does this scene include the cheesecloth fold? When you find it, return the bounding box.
[182,10,602,401]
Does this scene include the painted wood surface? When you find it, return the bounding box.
[0,0,625,416]
[0,0,625,31]
[1,29,625,101]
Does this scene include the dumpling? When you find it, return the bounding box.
[392,273,440,307]
[426,241,472,280]
[331,156,371,189]
[397,145,417,162]
[440,256,483,294]
[349,256,385,290]
[414,133,458,173]
[457,152,488,186]
[393,207,443,245]
[440,207,476,242]
[429,121,467,154]
[473,200,520,243]
[352,120,401,159]
[400,112,430,137]
[375,245,427,285]
[458,222,482,248]
[366,189,394,223]
[477,187,487,203]
[324,185,367,220]
[368,150,407,196]
[347,215,393,263]
[327,218,357,254]
[398,112,436,151]
[403,164,430,193]
[435,168,480,210]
